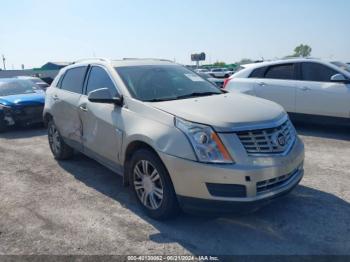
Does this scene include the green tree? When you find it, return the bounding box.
[293,44,312,57]
[213,61,226,67]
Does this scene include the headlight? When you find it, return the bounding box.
[0,104,10,111]
[175,118,234,164]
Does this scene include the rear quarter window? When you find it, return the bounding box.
[56,74,64,88]
[249,67,267,78]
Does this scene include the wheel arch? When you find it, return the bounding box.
[43,112,53,127]
[123,140,164,187]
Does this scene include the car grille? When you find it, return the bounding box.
[22,105,43,116]
[256,168,300,194]
[236,119,296,155]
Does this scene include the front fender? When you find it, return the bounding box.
[120,104,196,164]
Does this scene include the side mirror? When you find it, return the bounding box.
[88,88,123,106]
[330,74,350,83]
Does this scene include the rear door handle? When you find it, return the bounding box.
[258,82,266,86]
[53,95,59,101]
[300,86,311,91]
[79,104,88,112]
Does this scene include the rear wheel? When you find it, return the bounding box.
[129,149,180,220]
[48,120,74,160]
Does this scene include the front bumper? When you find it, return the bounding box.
[0,105,44,127]
[158,137,304,212]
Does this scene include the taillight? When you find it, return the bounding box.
[223,77,232,89]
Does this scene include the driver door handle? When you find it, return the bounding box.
[258,82,266,86]
[300,86,311,91]
[53,94,59,101]
[79,104,88,112]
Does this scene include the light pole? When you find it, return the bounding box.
[2,55,6,70]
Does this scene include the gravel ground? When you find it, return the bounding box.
[0,123,349,256]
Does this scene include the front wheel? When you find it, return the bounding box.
[0,122,6,133]
[48,120,74,160]
[129,149,180,220]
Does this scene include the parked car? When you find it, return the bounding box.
[44,58,304,220]
[224,58,350,124]
[194,68,210,74]
[16,76,50,91]
[0,78,45,132]
[209,68,232,78]
[197,72,225,88]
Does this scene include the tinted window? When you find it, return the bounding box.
[302,63,338,82]
[86,66,118,96]
[249,67,267,78]
[264,64,295,80]
[115,65,222,102]
[60,66,87,94]
[56,75,64,88]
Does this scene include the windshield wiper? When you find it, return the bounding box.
[144,98,177,102]
[144,92,221,102]
[174,92,221,100]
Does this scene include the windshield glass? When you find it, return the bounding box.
[331,61,350,73]
[0,79,37,96]
[115,65,222,102]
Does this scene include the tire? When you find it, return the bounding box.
[48,120,74,160]
[129,149,180,220]
[0,113,6,132]
[0,123,6,133]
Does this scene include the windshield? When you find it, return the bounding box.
[115,65,222,102]
[331,61,350,73]
[0,79,37,96]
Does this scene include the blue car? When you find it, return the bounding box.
[0,78,45,132]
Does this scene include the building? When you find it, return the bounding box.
[0,61,71,84]
[40,62,71,70]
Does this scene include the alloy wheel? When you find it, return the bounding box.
[133,160,164,210]
[48,124,61,155]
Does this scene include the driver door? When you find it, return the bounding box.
[78,65,124,167]
[295,62,350,118]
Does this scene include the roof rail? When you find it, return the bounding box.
[122,58,174,63]
[73,57,111,64]
[281,56,319,60]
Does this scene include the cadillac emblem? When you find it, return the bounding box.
[276,132,287,147]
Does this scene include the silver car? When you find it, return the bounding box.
[44,58,304,220]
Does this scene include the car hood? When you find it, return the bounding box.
[0,92,45,107]
[150,93,286,132]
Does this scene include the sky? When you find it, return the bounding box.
[0,0,349,69]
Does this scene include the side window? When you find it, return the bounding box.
[301,62,338,82]
[85,66,118,96]
[264,64,295,80]
[249,67,267,78]
[56,74,64,88]
[60,66,87,94]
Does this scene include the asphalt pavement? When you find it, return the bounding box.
[0,123,349,255]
